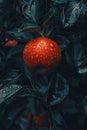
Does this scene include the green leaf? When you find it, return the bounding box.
[19,22,41,33]
[0,85,23,104]
[61,0,87,27]
[65,33,87,76]
[51,0,67,4]
[31,75,49,95]
[6,45,24,60]
[81,95,87,115]
[39,127,49,130]
[61,99,78,114]
[23,62,32,80]
[51,111,63,125]
[7,29,33,42]
[48,74,69,107]
[0,69,21,88]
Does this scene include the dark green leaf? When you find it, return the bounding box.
[39,127,49,130]
[81,95,87,115]
[19,22,40,33]
[31,75,50,95]
[65,37,87,76]
[61,0,87,27]
[53,35,70,50]
[48,74,69,106]
[18,0,40,22]
[51,0,67,4]
[0,50,6,70]
[6,45,24,60]
[23,63,32,81]
[51,110,63,125]
[27,95,45,115]
[7,29,33,42]
[77,55,87,76]
[0,69,21,88]
[0,85,23,104]
[61,99,78,114]
[15,110,29,130]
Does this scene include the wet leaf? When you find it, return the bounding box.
[0,69,21,89]
[0,85,23,104]
[61,0,87,27]
[16,110,29,130]
[65,38,87,76]
[18,0,40,22]
[6,45,24,60]
[53,35,70,50]
[81,95,87,115]
[19,22,40,33]
[77,55,87,76]
[30,0,40,22]
[51,109,63,125]
[51,0,67,4]
[66,42,83,66]
[23,63,32,81]
[7,29,33,42]
[38,127,49,130]
[0,50,6,70]
[61,99,78,114]
[48,74,69,106]
[31,75,50,95]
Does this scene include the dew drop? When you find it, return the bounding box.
[50,47,53,51]
[50,43,54,47]
[40,41,43,44]
[9,86,12,88]
[3,90,6,93]
[33,46,36,48]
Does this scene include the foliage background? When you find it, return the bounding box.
[0,0,87,130]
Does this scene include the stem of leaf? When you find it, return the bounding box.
[38,31,45,37]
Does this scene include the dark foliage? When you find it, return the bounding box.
[0,0,87,130]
